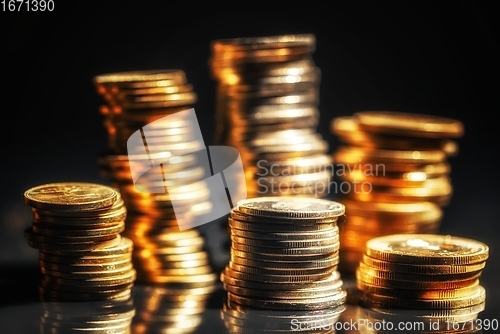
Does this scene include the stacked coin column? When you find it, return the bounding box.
[221,197,347,333]
[356,234,488,332]
[23,182,136,303]
[209,34,333,199]
[330,111,464,273]
[93,70,217,331]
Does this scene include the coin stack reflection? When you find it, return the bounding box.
[40,299,135,334]
[356,234,488,333]
[93,70,217,289]
[132,285,216,334]
[23,182,135,302]
[221,197,347,320]
[209,34,333,199]
[221,303,345,334]
[330,111,464,273]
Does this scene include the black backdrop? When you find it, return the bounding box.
[1,0,499,320]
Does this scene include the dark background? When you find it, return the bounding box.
[1,0,499,328]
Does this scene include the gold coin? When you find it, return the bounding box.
[361,255,486,275]
[211,34,315,52]
[357,262,482,282]
[24,182,118,212]
[357,279,481,299]
[342,199,442,219]
[365,234,489,265]
[93,69,186,84]
[361,285,485,309]
[334,145,447,164]
[356,267,480,290]
[354,111,464,138]
[235,197,345,219]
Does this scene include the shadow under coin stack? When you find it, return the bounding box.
[356,234,488,334]
[221,197,347,333]
[40,299,135,334]
[93,70,217,291]
[330,111,464,273]
[209,34,333,199]
[23,182,135,302]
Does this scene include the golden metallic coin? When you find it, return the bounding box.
[357,262,482,282]
[334,145,447,164]
[139,273,217,285]
[354,111,464,138]
[211,34,315,52]
[361,255,486,275]
[342,198,442,219]
[356,268,480,290]
[226,290,346,311]
[24,182,118,212]
[340,215,440,233]
[361,285,485,309]
[42,269,136,288]
[357,279,481,300]
[235,197,345,219]
[93,69,186,84]
[365,234,489,265]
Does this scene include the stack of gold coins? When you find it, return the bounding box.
[23,182,136,302]
[209,34,333,198]
[221,197,347,313]
[132,285,216,334]
[40,299,135,334]
[221,302,345,333]
[331,111,464,273]
[93,70,217,288]
[356,234,488,332]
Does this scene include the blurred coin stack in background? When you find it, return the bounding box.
[221,197,347,327]
[330,111,464,273]
[209,34,333,199]
[40,299,135,334]
[132,285,216,334]
[23,182,135,302]
[93,70,218,289]
[356,234,488,333]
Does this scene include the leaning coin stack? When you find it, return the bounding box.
[23,182,136,302]
[40,299,136,334]
[93,70,217,287]
[356,234,488,332]
[209,34,333,198]
[331,111,464,273]
[132,285,216,334]
[221,197,347,313]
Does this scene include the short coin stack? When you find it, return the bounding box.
[40,299,136,334]
[23,182,135,302]
[331,111,464,272]
[221,197,347,314]
[210,34,333,198]
[93,70,217,287]
[356,234,488,332]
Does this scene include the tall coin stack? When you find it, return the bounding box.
[209,34,333,199]
[221,197,347,325]
[23,182,135,302]
[356,234,488,332]
[93,70,217,287]
[330,111,464,273]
